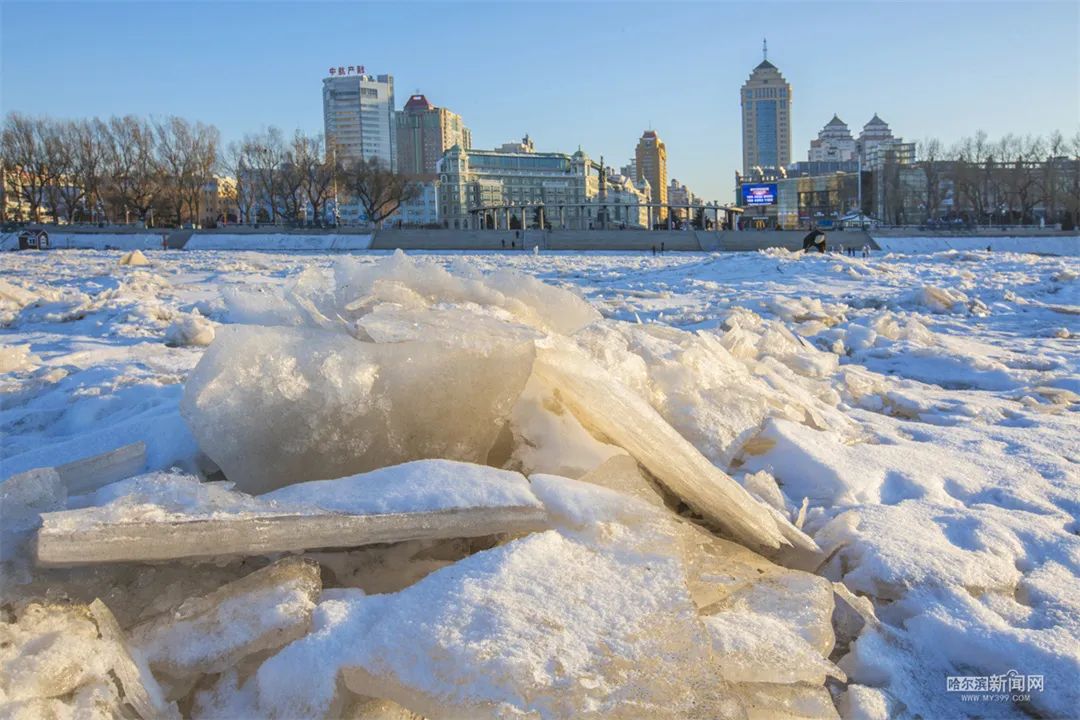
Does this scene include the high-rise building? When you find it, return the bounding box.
[635,130,667,220]
[741,40,791,175]
[808,115,857,162]
[856,113,894,163]
[395,94,472,180]
[322,68,396,170]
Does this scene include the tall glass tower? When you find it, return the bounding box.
[740,40,792,176]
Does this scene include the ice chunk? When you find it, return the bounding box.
[704,611,843,686]
[508,374,627,478]
[532,339,792,551]
[731,682,840,720]
[130,557,320,693]
[181,324,534,493]
[0,343,39,373]
[529,471,664,530]
[0,601,177,719]
[118,249,151,266]
[0,467,65,560]
[87,600,179,719]
[36,462,547,565]
[356,303,542,348]
[254,531,735,719]
[1,467,65,531]
[576,454,666,508]
[836,684,891,720]
[0,278,38,308]
[331,251,601,335]
[904,284,970,314]
[673,520,835,657]
[163,311,215,347]
[55,440,147,495]
[743,469,787,512]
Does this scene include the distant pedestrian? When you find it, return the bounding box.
[511,240,516,249]
[839,244,845,256]
[861,244,870,258]
[660,241,666,254]
[501,239,506,249]
[651,245,656,256]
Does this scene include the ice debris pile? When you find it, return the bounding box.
[0,251,874,719]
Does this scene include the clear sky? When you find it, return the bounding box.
[3,1,1078,201]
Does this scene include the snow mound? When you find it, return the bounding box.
[164,312,215,347]
[119,249,151,266]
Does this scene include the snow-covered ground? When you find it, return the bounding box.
[1,245,1077,719]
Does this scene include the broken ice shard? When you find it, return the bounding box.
[35,461,547,566]
[532,339,796,551]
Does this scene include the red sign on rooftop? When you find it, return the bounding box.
[328,65,365,76]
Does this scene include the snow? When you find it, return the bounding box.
[182,233,373,251]
[248,525,735,719]
[873,235,1079,256]
[1,243,1077,718]
[47,460,542,532]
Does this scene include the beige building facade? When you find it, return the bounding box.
[395,94,471,180]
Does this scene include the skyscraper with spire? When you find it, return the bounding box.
[740,39,792,175]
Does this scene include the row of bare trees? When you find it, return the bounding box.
[2,112,419,228]
[894,130,1080,227]
[1,113,220,226]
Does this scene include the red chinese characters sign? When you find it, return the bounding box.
[328,65,365,76]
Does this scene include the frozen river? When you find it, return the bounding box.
[1,246,1077,718]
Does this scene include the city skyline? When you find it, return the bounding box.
[2,1,1078,202]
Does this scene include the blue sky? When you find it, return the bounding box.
[3,1,1078,201]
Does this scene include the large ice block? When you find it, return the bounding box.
[181,324,534,493]
[35,461,547,565]
[532,340,795,551]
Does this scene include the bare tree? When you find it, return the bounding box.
[952,131,995,224]
[342,157,419,226]
[292,132,337,224]
[103,115,163,225]
[1043,130,1067,224]
[243,127,288,223]
[40,119,77,222]
[70,118,109,222]
[917,137,945,221]
[156,116,220,226]
[1,113,48,222]
[220,140,257,223]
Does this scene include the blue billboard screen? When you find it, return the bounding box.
[743,183,777,206]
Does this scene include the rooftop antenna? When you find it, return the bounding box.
[763,38,768,61]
